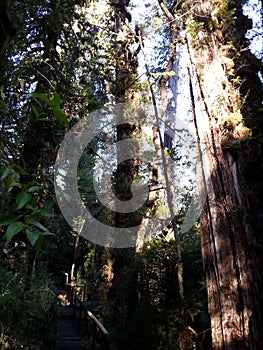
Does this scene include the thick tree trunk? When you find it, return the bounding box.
[111,0,141,229]
[187,34,263,349]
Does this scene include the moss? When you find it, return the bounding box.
[224,111,243,128]
[187,19,204,39]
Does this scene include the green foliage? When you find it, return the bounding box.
[28,93,69,129]
[79,229,209,349]
[0,164,55,250]
[0,264,57,350]
[187,20,204,39]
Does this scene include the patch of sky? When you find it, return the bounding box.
[243,0,263,60]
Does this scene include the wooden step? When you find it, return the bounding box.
[55,291,87,350]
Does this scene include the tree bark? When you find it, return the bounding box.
[111,0,141,229]
[187,34,263,349]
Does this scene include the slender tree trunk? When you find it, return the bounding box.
[24,248,37,291]
[135,126,161,252]
[71,233,80,282]
[156,2,191,348]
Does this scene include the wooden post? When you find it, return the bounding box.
[65,272,68,288]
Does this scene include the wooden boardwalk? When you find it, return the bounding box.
[54,277,116,350]
[55,290,87,350]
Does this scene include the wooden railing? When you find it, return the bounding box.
[61,272,116,350]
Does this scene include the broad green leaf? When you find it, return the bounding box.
[29,195,40,207]
[34,235,44,251]
[0,166,11,180]
[26,228,54,248]
[24,182,39,190]
[27,185,42,193]
[0,214,21,226]
[53,106,69,129]
[41,230,55,236]
[28,93,54,106]
[25,204,36,211]
[15,192,32,210]
[28,92,69,128]
[11,164,27,175]
[13,170,20,183]
[26,229,41,247]
[7,183,22,191]
[53,93,61,105]
[5,222,25,241]
[25,213,38,223]
[39,208,57,217]
[26,220,48,232]
[6,173,17,190]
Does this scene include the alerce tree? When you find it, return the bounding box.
[153,0,263,349]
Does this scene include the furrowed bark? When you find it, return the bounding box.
[187,31,263,349]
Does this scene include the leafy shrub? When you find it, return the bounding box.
[0,264,57,350]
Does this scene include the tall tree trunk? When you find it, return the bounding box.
[156,2,191,348]
[187,31,263,349]
[112,0,140,228]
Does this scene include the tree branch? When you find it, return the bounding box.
[157,1,177,117]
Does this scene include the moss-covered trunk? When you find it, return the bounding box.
[187,20,262,349]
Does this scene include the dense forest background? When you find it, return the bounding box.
[0,0,262,349]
